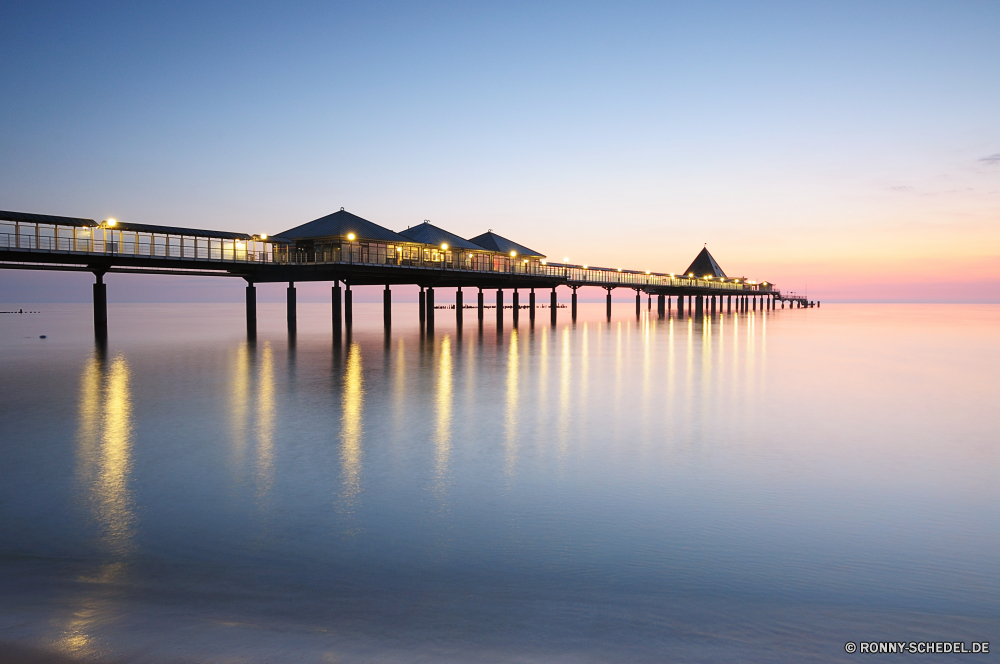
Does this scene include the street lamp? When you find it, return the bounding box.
[347,233,356,241]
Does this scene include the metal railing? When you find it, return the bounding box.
[1,224,773,292]
[0,231,272,263]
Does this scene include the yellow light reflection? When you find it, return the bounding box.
[340,343,364,513]
[433,335,453,502]
[255,342,275,501]
[77,354,136,557]
[99,357,134,552]
[504,330,520,477]
[230,343,251,462]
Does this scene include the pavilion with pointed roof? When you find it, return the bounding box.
[469,231,545,259]
[681,246,727,279]
[275,209,409,244]
[399,221,484,251]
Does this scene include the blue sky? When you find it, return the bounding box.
[2,0,998,302]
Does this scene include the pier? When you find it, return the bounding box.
[1,209,816,339]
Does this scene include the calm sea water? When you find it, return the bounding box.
[0,302,997,663]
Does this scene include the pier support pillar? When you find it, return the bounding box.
[332,283,342,340]
[512,290,520,327]
[456,288,463,327]
[711,295,716,315]
[657,294,665,319]
[529,289,536,323]
[666,296,671,317]
[695,295,704,317]
[419,287,426,325]
[383,285,391,329]
[635,290,641,318]
[550,288,557,325]
[426,287,435,331]
[571,288,578,320]
[677,295,684,317]
[496,289,503,328]
[727,295,731,313]
[93,273,108,339]
[478,288,484,323]
[606,288,612,321]
[752,296,757,312]
[244,280,256,339]
[287,282,297,331]
[345,285,353,329]
[648,293,652,311]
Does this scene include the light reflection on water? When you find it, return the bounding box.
[76,353,135,556]
[0,302,998,662]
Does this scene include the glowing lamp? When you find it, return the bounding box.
[441,243,448,250]
[510,251,517,257]
[260,234,267,240]
[106,218,117,227]
[347,233,356,241]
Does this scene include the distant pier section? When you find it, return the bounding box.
[1,208,816,339]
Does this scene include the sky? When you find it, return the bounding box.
[1,0,998,303]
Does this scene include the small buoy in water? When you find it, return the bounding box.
[39,335,46,339]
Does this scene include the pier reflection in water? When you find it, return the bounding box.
[0,302,997,662]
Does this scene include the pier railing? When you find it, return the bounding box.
[274,251,772,292]
[0,229,273,264]
[0,223,772,292]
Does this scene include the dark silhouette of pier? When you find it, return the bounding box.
[1,209,817,340]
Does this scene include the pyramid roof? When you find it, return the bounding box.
[398,221,483,250]
[682,247,727,279]
[274,209,409,243]
[468,231,545,258]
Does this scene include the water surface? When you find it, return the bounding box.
[1,302,997,662]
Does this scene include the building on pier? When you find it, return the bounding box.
[270,209,546,275]
[682,246,727,279]
[0,210,273,261]
[272,209,414,264]
[468,230,546,274]
[398,221,492,270]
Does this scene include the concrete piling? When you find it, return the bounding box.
[244,280,256,339]
[287,282,297,331]
[426,287,435,331]
[332,283,342,339]
[383,285,391,329]
[345,285,353,329]
[92,273,108,339]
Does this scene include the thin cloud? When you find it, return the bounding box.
[979,153,1000,164]
[890,185,912,191]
